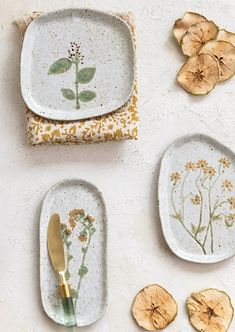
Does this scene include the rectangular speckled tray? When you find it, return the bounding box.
[40,179,107,327]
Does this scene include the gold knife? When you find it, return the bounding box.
[47,213,77,327]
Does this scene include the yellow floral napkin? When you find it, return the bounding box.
[17,12,138,145]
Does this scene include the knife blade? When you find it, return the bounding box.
[47,213,77,327]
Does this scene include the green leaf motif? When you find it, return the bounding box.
[81,247,87,254]
[170,210,182,221]
[198,226,206,234]
[70,288,78,299]
[77,67,96,84]
[68,254,73,262]
[78,265,88,277]
[212,215,222,221]
[65,270,70,281]
[79,90,96,102]
[67,241,72,249]
[191,223,197,235]
[61,88,75,100]
[90,227,96,236]
[225,220,234,228]
[48,58,72,74]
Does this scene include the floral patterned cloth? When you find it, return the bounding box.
[17,12,138,145]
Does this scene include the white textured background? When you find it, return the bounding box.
[0,0,235,331]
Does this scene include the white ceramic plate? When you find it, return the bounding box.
[159,134,235,263]
[40,179,107,327]
[21,9,135,120]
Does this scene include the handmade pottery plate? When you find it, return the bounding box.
[21,8,135,120]
[40,179,107,326]
[159,134,235,263]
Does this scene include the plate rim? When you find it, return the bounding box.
[39,178,108,327]
[20,8,136,121]
[158,133,235,264]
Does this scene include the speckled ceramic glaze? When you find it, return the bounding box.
[40,179,107,327]
[21,8,135,121]
[159,134,235,263]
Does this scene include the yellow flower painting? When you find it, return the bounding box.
[170,157,235,255]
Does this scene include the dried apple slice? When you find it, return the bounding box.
[181,21,219,56]
[217,29,235,47]
[199,40,235,81]
[132,284,178,330]
[187,288,234,332]
[177,53,219,95]
[173,12,207,44]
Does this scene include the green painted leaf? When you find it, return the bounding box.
[79,90,96,102]
[68,254,73,262]
[198,226,206,233]
[170,210,182,221]
[212,215,222,221]
[191,223,197,235]
[70,288,78,299]
[61,88,75,100]
[90,227,96,235]
[48,58,72,74]
[78,265,88,277]
[67,241,72,248]
[225,220,234,228]
[81,247,87,254]
[65,270,70,281]
[77,67,96,83]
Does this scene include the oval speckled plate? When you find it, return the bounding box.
[159,134,235,263]
[40,179,107,327]
[21,8,135,121]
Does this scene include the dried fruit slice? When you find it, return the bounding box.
[181,21,219,56]
[199,40,235,81]
[177,53,219,95]
[187,288,234,332]
[132,284,178,330]
[173,12,207,44]
[217,29,235,47]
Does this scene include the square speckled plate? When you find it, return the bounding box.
[21,8,135,121]
[159,134,235,264]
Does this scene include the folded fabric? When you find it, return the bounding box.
[17,11,138,145]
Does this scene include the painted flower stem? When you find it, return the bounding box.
[171,186,206,255]
[74,228,91,308]
[195,170,203,239]
[75,57,80,110]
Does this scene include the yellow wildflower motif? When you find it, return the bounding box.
[203,166,216,178]
[219,157,231,168]
[222,180,233,191]
[42,133,50,141]
[52,129,60,137]
[228,197,235,209]
[170,172,181,184]
[78,234,87,242]
[191,194,201,205]
[185,162,196,171]
[196,160,208,169]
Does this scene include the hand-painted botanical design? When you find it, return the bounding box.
[170,157,235,255]
[61,208,96,307]
[48,42,96,110]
